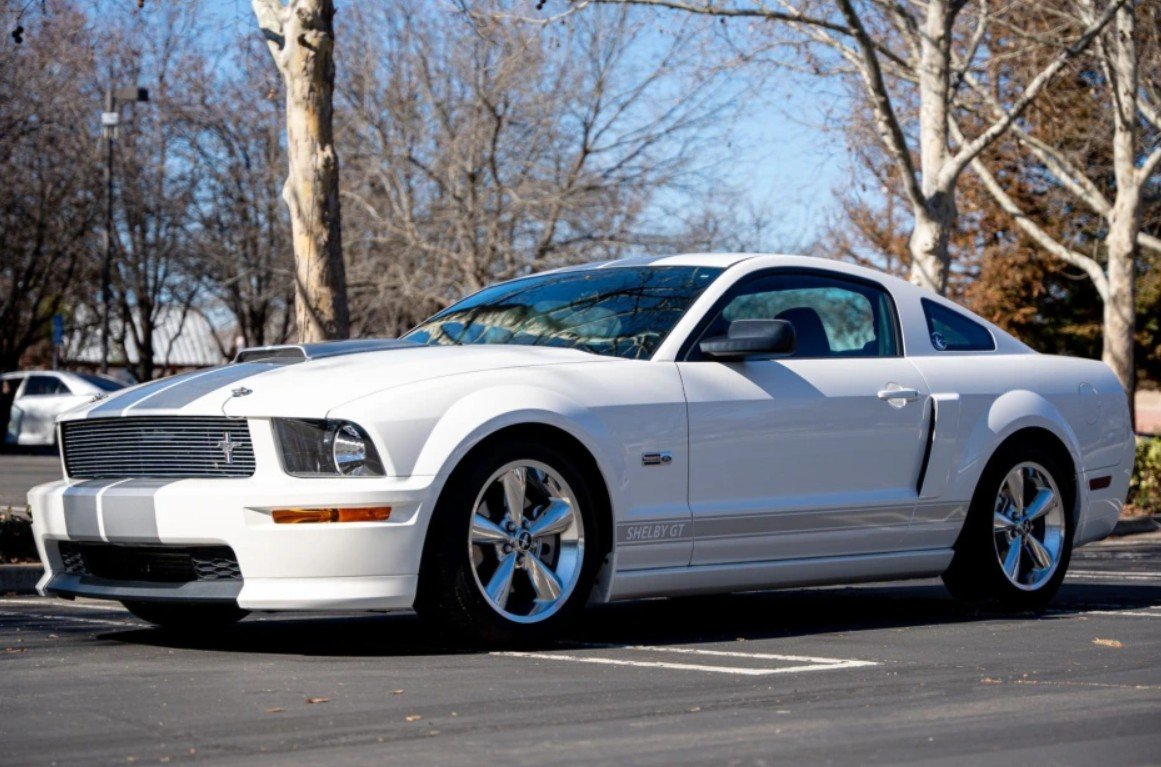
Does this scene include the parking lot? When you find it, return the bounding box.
[2,531,1160,766]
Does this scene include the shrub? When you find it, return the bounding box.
[0,510,36,564]
[1129,437,1161,516]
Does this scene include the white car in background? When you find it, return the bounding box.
[28,255,1134,643]
[2,371,125,445]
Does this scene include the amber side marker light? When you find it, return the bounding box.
[272,507,392,524]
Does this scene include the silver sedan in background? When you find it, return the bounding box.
[2,371,126,445]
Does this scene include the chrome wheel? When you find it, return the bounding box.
[991,461,1065,591]
[467,460,585,624]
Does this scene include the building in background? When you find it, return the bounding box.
[63,306,227,382]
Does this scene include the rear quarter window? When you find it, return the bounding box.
[921,299,995,352]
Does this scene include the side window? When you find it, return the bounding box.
[23,376,67,396]
[922,299,995,352]
[695,272,900,359]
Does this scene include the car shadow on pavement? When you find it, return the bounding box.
[97,579,1161,657]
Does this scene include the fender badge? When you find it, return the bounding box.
[231,387,253,398]
[642,451,673,467]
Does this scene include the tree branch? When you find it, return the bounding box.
[941,0,1128,188]
[251,0,286,66]
[833,0,925,212]
[953,121,1108,299]
[587,0,854,36]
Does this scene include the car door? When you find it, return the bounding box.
[677,269,932,565]
[16,374,79,444]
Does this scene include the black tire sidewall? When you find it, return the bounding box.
[946,441,1075,609]
[416,438,601,645]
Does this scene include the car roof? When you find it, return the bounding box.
[558,253,760,270]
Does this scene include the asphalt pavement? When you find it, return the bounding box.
[2,533,1160,766]
[0,452,60,510]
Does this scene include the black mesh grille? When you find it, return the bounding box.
[57,542,241,583]
[61,417,255,479]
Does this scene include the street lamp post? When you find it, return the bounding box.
[99,85,149,374]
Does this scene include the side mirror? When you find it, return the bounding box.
[699,319,796,361]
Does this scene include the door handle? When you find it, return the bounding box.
[877,387,920,403]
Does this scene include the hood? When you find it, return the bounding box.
[61,343,610,421]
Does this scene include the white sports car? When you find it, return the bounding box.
[29,254,1134,642]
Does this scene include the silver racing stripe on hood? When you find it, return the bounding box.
[90,362,280,415]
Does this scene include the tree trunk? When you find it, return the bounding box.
[907,0,955,295]
[1102,202,1136,404]
[1100,1,1140,426]
[908,193,955,293]
[253,0,349,343]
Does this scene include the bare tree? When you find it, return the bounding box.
[564,0,1125,295]
[338,2,743,333]
[251,0,349,342]
[91,2,211,381]
[0,0,97,387]
[958,0,1160,412]
[186,42,294,351]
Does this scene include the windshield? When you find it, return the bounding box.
[403,266,723,360]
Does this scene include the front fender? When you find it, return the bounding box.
[410,384,626,492]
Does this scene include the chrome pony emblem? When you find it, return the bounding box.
[214,433,239,464]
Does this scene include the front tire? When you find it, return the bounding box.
[415,439,601,645]
[122,601,248,631]
[943,440,1074,610]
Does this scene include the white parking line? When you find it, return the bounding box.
[0,610,138,628]
[1067,570,1161,581]
[620,645,877,669]
[494,645,878,676]
[0,598,127,612]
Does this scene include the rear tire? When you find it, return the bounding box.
[415,438,601,646]
[943,440,1075,610]
[122,601,248,631]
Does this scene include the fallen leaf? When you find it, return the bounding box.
[687,706,701,713]
[426,730,440,737]
[305,697,331,705]
[980,677,1002,684]
[4,647,25,654]
[266,707,286,714]
[1093,638,1124,648]
[405,714,422,722]
[392,689,405,695]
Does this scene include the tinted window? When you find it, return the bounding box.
[922,299,995,351]
[23,375,69,396]
[693,272,899,359]
[74,373,126,392]
[405,266,723,360]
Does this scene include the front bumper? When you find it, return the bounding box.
[29,472,440,611]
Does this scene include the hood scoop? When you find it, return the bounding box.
[234,339,417,364]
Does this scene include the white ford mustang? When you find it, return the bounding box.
[29,254,1134,642]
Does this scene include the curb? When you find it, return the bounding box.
[1112,515,1161,537]
[0,564,42,595]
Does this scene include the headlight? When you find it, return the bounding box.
[273,419,385,477]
